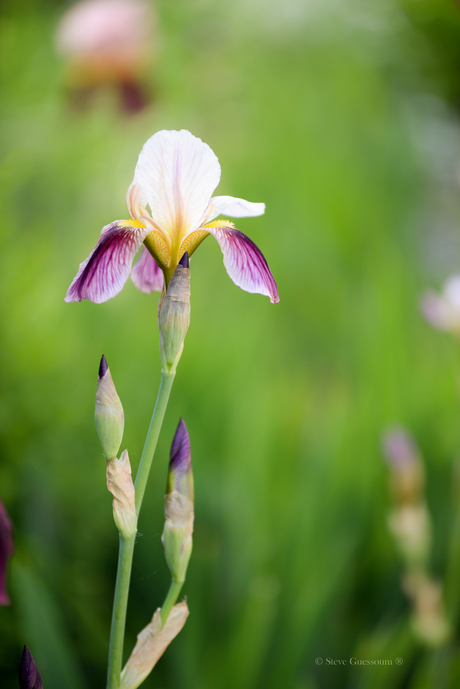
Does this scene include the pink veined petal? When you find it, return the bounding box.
[132,130,221,237]
[65,221,149,303]
[208,195,265,220]
[207,226,279,304]
[131,245,164,293]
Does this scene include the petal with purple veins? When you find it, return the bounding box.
[65,220,149,304]
[207,225,279,304]
[131,245,164,293]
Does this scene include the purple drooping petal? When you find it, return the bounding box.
[65,221,149,304]
[207,226,279,304]
[0,498,13,606]
[167,419,193,500]
[19,646,43,689]
[131,245,164,293]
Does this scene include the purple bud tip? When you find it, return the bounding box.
[19,646,43,689]
[99,355,108,379]
[168,418,193,499]
[179,252,189,269]
[382,428,418,469]
[170,418,191,472]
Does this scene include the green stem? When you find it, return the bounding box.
[135,370,176,513]
[107,534,136,689]
[106,369,176,689]
[160,580,184,626]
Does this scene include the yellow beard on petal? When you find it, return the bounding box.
[144,230,171,271]
[117,219,147,230]
[203,219,235,230]
[179,229,210,258]
[179,220,235,259]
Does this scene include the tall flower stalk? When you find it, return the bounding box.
[66,129,279,689]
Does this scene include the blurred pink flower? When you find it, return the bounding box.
[55,0,155,111]
[66,129,279,305]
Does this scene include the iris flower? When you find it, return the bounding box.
[65,129,279,304]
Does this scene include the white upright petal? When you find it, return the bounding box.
[126,182,148,221]
[132,130,221,237]
[208,195,265,220]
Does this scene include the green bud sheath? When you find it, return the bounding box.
[95,355,125,459]
[162,419,194,582]
[159,254,191,372]
[163,492,193,582]
[106,450,137,538]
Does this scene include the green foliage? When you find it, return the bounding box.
[2,0,460,687]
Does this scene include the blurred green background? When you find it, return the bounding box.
[2,0,460,687]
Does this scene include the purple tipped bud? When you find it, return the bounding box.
[19,646,43,689]
[95,357,124,459]
[167,419,193,501]
[179,251,189,269]
[99,354,109,379]
[382,428,424,504]
[382,428,418,469]
[0,498,13,606]
[162,419,194,582]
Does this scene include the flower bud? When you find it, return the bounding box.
[403,571,450,647]
[159,253,190,372]
[119,601,188,689]
[162,419,194,583]
[387,504,431,566]
[382,428,425,505]
[19,646,43,689]
[106,450,137,538]
[95,355,124,459]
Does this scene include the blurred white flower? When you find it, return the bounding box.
[420,275,460,335]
